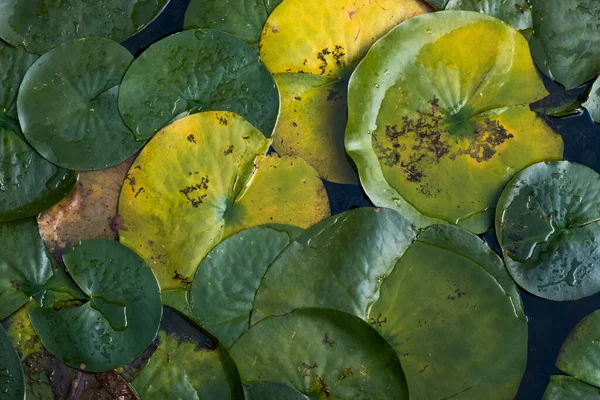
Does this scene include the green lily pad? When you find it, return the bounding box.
[426,0,447,9]
[369,224,527,399]
[118,112,329,291]
[244,381,309,400]
[529,0,600,90]
[496,161,600,301]
[0,324,24,400]
[29,239,162,372]
[543,375,600,400]
[583,77,600,124]
[231,308,409,399]
[445,0,532,31]
[251,207,416,323]
[189,224,302,347]
[130,307,244,399]
[118,29,279,141]
[0,41,37,121]
[18,37,142,171]
[346,10,563,233]
[0,0,168,55]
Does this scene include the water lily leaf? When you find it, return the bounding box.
[244,381,309,400]
[0,324,24,400]
[118,112,329,291]
[445,0,532,31]
[189,224,302,347]
[529,0,600,90]
[425,0,448,9]
[346,11,563,233]
[29,239,162,372]
[231,308,409,399]
[496,161,600,301]
[369,224,527,399]
[0,0,167,55]
[37,157,134,262]
[543,375,600,400]
[252,207,416,323]
[583,77,600,124]
[118,29,279,141]
[130,307,244,399]
[0,41,37,121]
[18,37,142,171]
[0,218,54,320]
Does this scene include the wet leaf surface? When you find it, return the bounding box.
[189,224,302,347]
[346,11,563,233]
[231,308,409,399]
[0,41,37,121]
[445,0,532,31]
[118,112,329,291]
[543,375,600,399]
[18,37,142,171]
[244,381,309,400]
[497,161,600,301]
[30,239,162,372]
[252,207,416,323]
[0,0,168,55]
[370,224,527,399]
[583,77,600,124]
[0,324,24,399]
[118,29,279,140]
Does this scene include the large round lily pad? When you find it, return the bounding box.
[29,239,162,372]
[231,308,409,399]
[251,207,416,323]
[118,111,329,291]
[529,0,600,90]
[0,0,168,55]
[584,77,600,124]
[369,224,527,399]
[189,224,302,347]
[496,161,600,301]
[18,37,142,171]
[118,29,279,141]
[445,0,532,31]
[543,375,600,400]
[346,10,563,233]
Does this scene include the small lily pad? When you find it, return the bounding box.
[30,239,162,372]
[445,0,532,31]
[497,161,600,301]
[118,112,329,291]
[118,29,279,141]
[244,381,309,400]
[346,11,563,233]
[0,324,24,400]
[543,375,600,400]
[189,224,302,347]
[0,0,168,55]
[231,308,409,399]
[251,207,416,323]
[583,77,600,124]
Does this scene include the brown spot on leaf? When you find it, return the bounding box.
[223,145,234,156]
[339,367,352,380]
[180,176,209,207]
[173,270,192,285]
[10,280,20,291]
[310,376,330,397]
[187,134,196,144]
[323,333,336,347]
[271,25,279,33]
[369,313,387,327]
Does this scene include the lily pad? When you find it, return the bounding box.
[231,308,409,399]
[0,41,37,121]
[18,37,142,171]
[244,381,309,400]
[38,157,134,262]
[0,324,24,400]
[583,77,600,124]
[118,29,279,141]
[543,375,600,400]
[251,207,416,323]
[346,11,563,233]
[29,239,162,372]
[118,111,329,291]
[130,307,244,399]
[369,224,527,399]
[496,161,600,301]
[0,0,168,55]
[529,0,600,90]
[189,224,302,347]
[445,0,532,31]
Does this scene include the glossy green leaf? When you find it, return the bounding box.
[0,324,24,400]
[184,0,283,51]
[244,381,309,400]
[0,0,168,55]
[543,375,600,400]
[445,0,532,31]
[529,0,600,90]
[497,161,600,301]
[252,207,416,323]
[130,307,244,399]
[369,224,527,399]
[0,41,37,120]
[0,218,53,320]
[426,0,448,9]
[30,239,162,372]
[346,11,563,233]
[189,224,302,347]
[118,112,329,291]
[231,308,409,399]
[583,77,600,124]
[118,29,279,141]
[18,37,142,171]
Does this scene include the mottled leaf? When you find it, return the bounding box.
[543,375,600,400]
[445,0,532,31]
